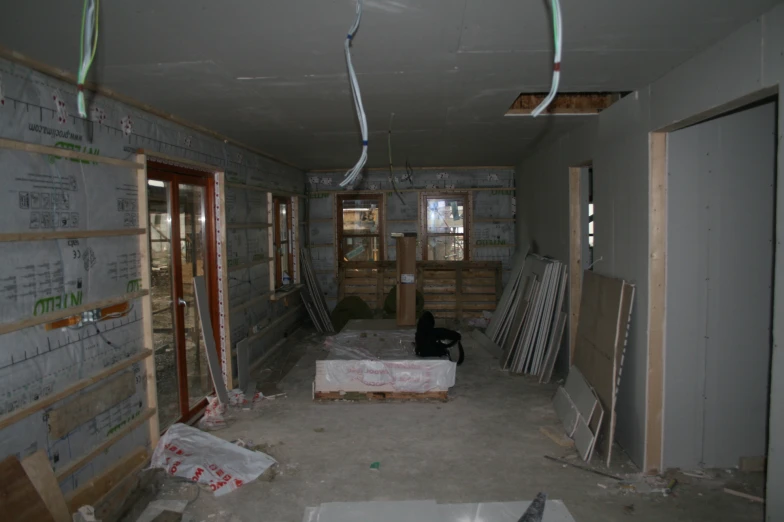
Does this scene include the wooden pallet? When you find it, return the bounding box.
[314,390,448,402]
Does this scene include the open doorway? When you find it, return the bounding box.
[662,100,777,470]
[147,162,219,429]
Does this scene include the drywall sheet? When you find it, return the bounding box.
[665,101,775,469]
[0,235,142,323]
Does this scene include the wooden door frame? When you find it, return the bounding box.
[147,161,220,425]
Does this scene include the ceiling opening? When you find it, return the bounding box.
[505,92,628,116]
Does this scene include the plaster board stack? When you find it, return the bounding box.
[553,366,604,461]
[486,253,567,381]
[572,270,635,467]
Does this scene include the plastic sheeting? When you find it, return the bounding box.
[315,330,456,393]
[150,423,276,496]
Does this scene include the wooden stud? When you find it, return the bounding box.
[20,451,70,522]
[0,137,141,168]
[0,228,144,243]
[0,290,149,336]
[54,409,156,481]
[136,154,161,445]
[65,447,149,514]
[645,132,667,472]
[569,167,583,364]
[0,349,152,431]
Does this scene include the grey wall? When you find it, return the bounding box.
[307,168,518,310]
[515,6,784,516]
[664,102,776,469]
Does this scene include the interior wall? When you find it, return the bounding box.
[307,168,517,310]
[515,8,784,503]
[664,101,776,469]
[0,55,304,499]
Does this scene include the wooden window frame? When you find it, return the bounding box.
[336,193,385,264]
[273,196,294,288]
[420,191,471,261]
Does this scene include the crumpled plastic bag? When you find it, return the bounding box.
[150,423,276,496]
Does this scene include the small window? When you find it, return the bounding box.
[337,194,383,262]
[422,194,468,261]
[273,196,293,288]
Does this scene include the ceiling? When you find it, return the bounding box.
[0,0,778,170]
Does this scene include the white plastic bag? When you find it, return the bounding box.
[150,423,276,496]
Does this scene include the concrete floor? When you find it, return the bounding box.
[128,326,766,522]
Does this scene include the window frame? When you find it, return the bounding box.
[419,191,471,261]
[272,195,294,289]
[336,193,385,263]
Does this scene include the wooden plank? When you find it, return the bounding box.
[0,290,149,336]
[723,488,764,503]
[569,167,583,365]
[48,371,136,439]
[463,285,497,294]
[136,155,160,447]
[143,150,222,173]
[0,137,141,168]
[739,456,767,473]
[315,390,448,402]
[606,282,635,466]
[458,277,496,286]
[65,447,149,514]
[0,228,145,243]
[344,285,377,295]
[54,409,156,481]
[345,269,377,278]
[0,455,55,522]
[645,132,667,473]
[462,302,496,311]
[455,268,464,321]
[424,283,456,293]
[423,302,458,310]
[423,272,458,280]
[396,236,417,326]
[20,451,70,522]
[193,276,230,405]
[0,349,152,431]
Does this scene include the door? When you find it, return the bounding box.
[147,165,217,429]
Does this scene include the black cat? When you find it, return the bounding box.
[414,311,465,365]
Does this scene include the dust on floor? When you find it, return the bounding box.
[123,327,766,522]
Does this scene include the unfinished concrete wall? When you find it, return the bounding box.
[664,101,775,469]
[516,8,784,509]
[0,55,304,503]
[306,168,517,310]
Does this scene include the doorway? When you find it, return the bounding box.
[663,100,776,469]
[147,163,218,429]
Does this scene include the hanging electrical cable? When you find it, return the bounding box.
[340,0,369,188]
[77,0,100,118]
[388,112,405,204]
[531,0,563,117]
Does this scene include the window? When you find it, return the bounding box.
[337,194,383,262]
[421,193,469,261]
[273,196,294,288]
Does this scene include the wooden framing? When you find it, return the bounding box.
[136,154,160,445]
[0,228,145,242]
[569,167,583,363]
[216,172,232,391]
[645,132,667,472]
[338,260,501,320]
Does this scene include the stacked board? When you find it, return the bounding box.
[487,254,567,381]
[301,248,334,333]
